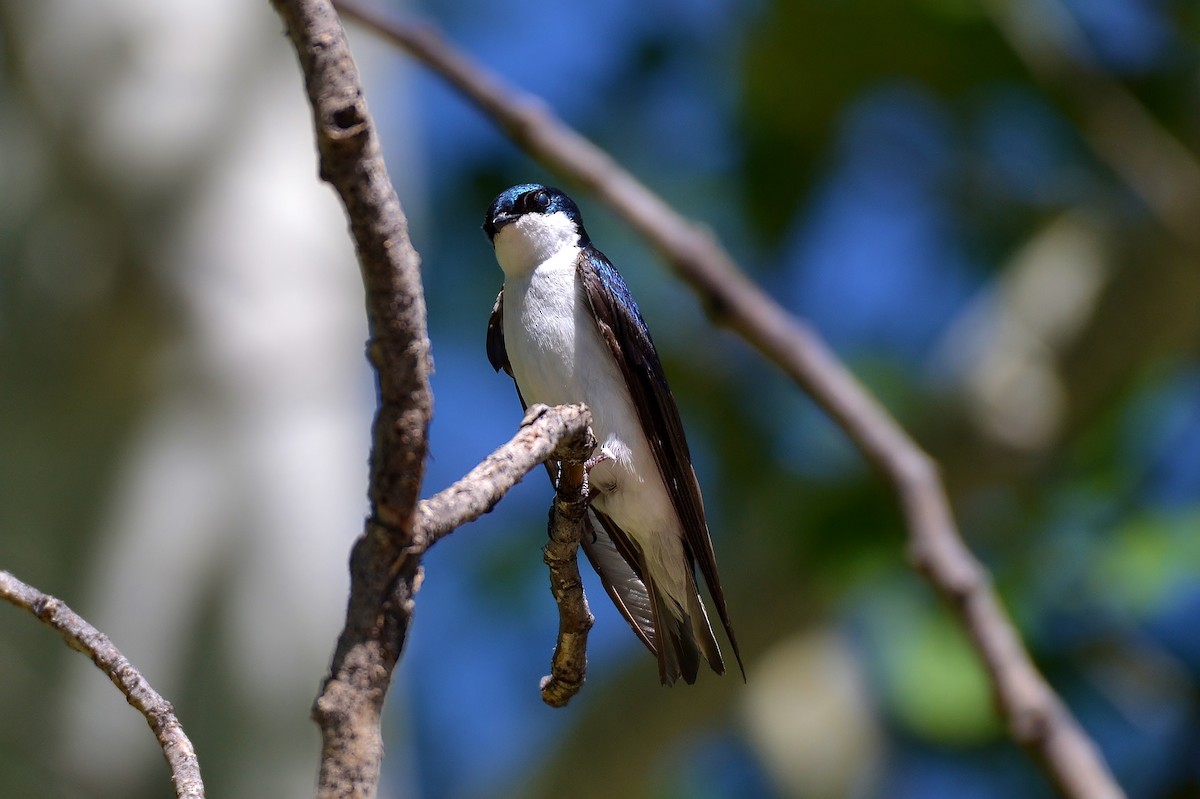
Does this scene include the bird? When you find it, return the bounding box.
[482,183,742,685]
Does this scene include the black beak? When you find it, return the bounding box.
[483,212,518,243]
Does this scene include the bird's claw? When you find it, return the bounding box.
[584,452,611,472]
[580,451,614,501]
[554,451,610,500]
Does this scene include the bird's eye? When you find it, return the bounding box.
[529,190,551,211]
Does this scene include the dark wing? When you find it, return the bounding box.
[487,285,664,667]
[592,507,704,685]
[576,246,744,679]
[585,510,657,654]
[487,290,510,375]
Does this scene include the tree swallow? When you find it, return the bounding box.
[483,183,742,685]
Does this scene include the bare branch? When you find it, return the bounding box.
[331,5,1123,797]
[415,403,598,705]
[268,1,432,797]
[0,570,204,799]
[540,456,595,707]
[415,404,594,550]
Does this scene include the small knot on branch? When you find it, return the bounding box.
[324,94,369,142]
[331,103,364,134]
[520,403,552,426]
[906,537,987,608]
[1011,703,1054,745]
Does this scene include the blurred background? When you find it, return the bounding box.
[2,0,1199,797]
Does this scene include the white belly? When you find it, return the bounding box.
[503,253,686,594]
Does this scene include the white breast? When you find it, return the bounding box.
[502,245,630,444]
[500,245,687,601]
[492,209,691,597]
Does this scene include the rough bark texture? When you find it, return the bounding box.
[0,570,205,799]
[269,1,432,797]
[539,457,595,708]
[416,403,598,706]
[415,404,593,549]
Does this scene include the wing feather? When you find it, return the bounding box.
[486,289,510,375]
[583,510,657,654]
[576,247,743,678]
[489,287,670,675]
[486,261,741,684]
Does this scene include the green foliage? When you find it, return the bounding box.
[857,580,1000,744]
[1095,511,1200,614]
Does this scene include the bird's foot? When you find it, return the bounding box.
[584,452,611,472]
[580,451,613,501]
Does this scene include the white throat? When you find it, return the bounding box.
[492,210,581,278]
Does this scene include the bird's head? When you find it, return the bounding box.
[484,184,590,277]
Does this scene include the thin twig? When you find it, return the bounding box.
[0,570,204,799]
[332,4,1123,797]
[268,1,433,797]
[539,429,597,707]
[414,403,597,705]
[415,404,594,550]
[415,403,598,705]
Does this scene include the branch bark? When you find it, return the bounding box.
[539,438,596,707]
[0,570,204,799]
[268,1,432,797]
[415,403,598,706]
[330,4,1124,797]
[414,403,593,549]
[270,0,609,790]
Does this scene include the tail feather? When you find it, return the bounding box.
[580,512,657,653]
[685,575,725,676]
[647,581,702,686]
[585,509,728,686]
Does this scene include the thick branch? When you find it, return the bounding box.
[268,2,432,798]
[0,570,204,799]
[332,5,1122,797]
